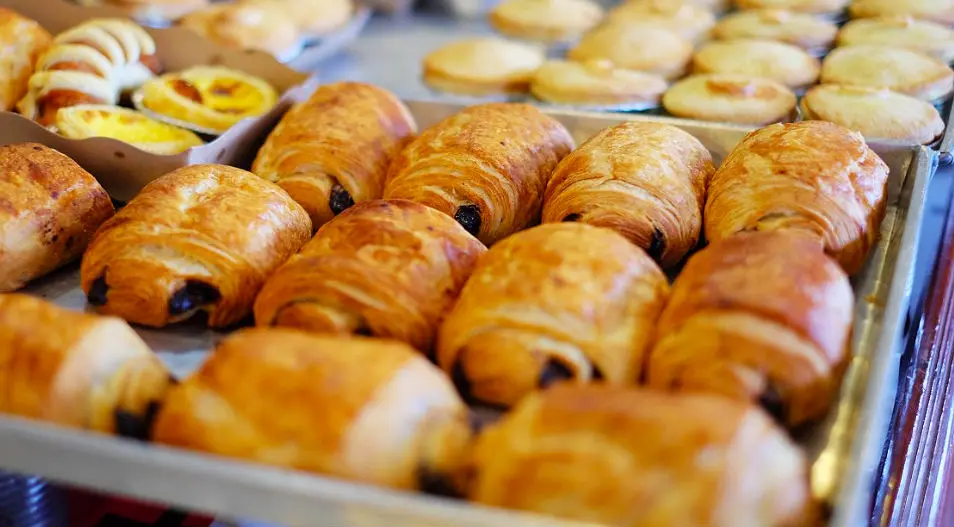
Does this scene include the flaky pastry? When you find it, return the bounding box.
[820,45,954,102]
[838,17,954,64]
[488,0,604,43]
[568,23,693,80]
[0,8,51,113]
[692,38,820,89]
[849,0,954,28]
[663,73,797,125]
[606,0,716,42]
[530,59,668,107]
[422,38,545,96]
[713,9,838,52]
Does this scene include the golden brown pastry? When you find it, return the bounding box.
[838,16,954,64]
[254,200,486,354]
[647,230,853,427]
[0,293,173,438]
[542,122,714,268]
[252,82,417,229]
[0,143,114,293]
[849,0,954,28]
[179,2,302,60]
[692,39,821,90]
[800,85,945,145]
[18,18,162,127]
[734,0,848,15]
[530,59,668,107]
[713,9,839,53]
[705,121,889,275]
[820,45,954,102]
[606,0,717,42]
[0,8,51,113]
[383,103,574,245]
[55,105,204,155]
[152,328,472,491]
[488,0,604,43]
[467,384,815,527]
[662,74,798,125]
[80,164,312,328]
[282,0,354,36]
[567,23,693,80]
[437,223,669,408]
[422,38,545,96]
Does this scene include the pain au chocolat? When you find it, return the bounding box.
[80,164,312,328]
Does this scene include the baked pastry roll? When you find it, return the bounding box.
[820,45,954,102]
[179,2,302,61]
[849,0,954,28]
[422,38,545,96]
[152,328,472,491]
[80,164,312,328]
[0,143,114,293]
[488,0,604,43]
[713,9,838,53]
[838,16,954,64]
[647,230,853,427]
[252,82,417,229]
[606,1,716,42]
[692,39,820,90]
[0,294,173,438]
[801,85,945,145]
[542,122,714,268]
[437,223,669,408]
[530,59,667,108]
[467,384,814,527]
[567,24,693,80]
[662,74,797,125]
[18,18,161,126]
[254,200,486,354]
[383,103,574,245]
[734,0,848,15]
[0,8,51,113]
[705,121,889,275]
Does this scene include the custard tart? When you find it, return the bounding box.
[55,105,204,155]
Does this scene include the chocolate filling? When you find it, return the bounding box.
[354,325,374,337]
[168,281,221,317]
[417,466,462,498]
[114,400,161,441]
[453,205,481,238]
[450,360,474,403]
[757,382,787,423]
[647,227,666,262]
[328,183,355,216]
[538,359,573,388]
[562,213,581,222]
[87,276,109,306]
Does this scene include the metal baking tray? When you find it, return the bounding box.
[0,101,933,527]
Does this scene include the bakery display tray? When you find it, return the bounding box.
[0,102,935,527]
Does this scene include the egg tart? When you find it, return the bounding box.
[568,23,693,80]
[713,9,838,53]
[530,59,668,108]
[820,45,954,102]
[55,105,204,154]
[606,0,716,42]
[838,16,954,64]
[422,38,545,96]
[692,38,820,89]
[662,73,797,125]
[488,0,604,43]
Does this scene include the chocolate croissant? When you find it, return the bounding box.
[705,120,889,275]
[80,164,312,328]
[0,293,173,438]
[467,384,814,527]
[437,223,669,407]
[0,143,114,292]
[152,328,473,491]
[252,82,417,229]
[647,230,853,427]
[542,121,714,268]
[384,103,575,245]
[254,199,486,353]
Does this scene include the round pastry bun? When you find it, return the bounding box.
[662,73,797,125]
[849,0,954,28]
[179,2,302,60]
[820,45,954,102]
[530,59,668,107]
[837,16,954,64]
[606,0,716,42]
[800,85,945,145]
[488,0,604,43]
[567,23,693,80]
[733,0,849,16]
[422,38,546,96]
[712,9,838,53]
[692,38,820,89]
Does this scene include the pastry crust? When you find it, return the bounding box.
[542,122,714,268]
[838,17,954,64]
[662,74,797,125]
[0,8,51,113]
[800,85,945,145]
[704,121,890,275]
[530,59,668,107]
[488,0,604,43]
[820,45,954,102]
[80,164,312,328]
[152,328,472,491]
[734,0,848,15]
[384,103,574,245]
[256,0,354,37]
[254,200,486,354]
[179,2,302,59]
[849,0,954,28]
[0,293,173,438]
[692,39,821,89]
[713,9,838,52]
[422,38,545,96]
[647,230,853,427]
[437,223,669,407]
[252,82,417,229]
[468,384,815,527]
[567,24,693,80]
[0,143,114,293]
[606,1,717,42]
[55,104,204,155]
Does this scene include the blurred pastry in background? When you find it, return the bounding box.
[686,0,731,12]
[849,0,954,28]
[733,0,848,16]
[606,0,716,42]
[568,24,693,80]
[662,74,797,125]
[692,39,820,90]
[137,66,278,134]
[280,0,354,37]
[530,59,668,107]
[837,16,954,64]
[101,0,209,22]
[820,45,954,102]
[489,0,603,43]
[422,38,545,96]
[0,8,51,112]
[800,85,945,145]
[55,105,204,154]
[713,9,838,53]
[180,2,302,61]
